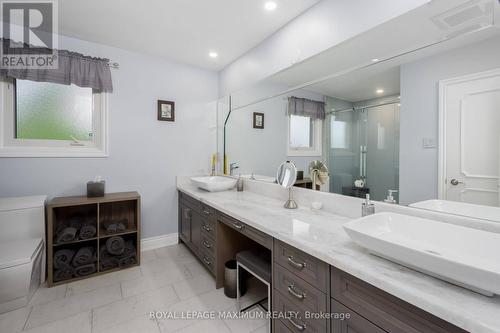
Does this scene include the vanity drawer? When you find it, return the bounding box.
[274,264,327,313]
[200,250,215,275]
[274,319,293,333]
[218,213,272,249]
[274,289,327,333]
[200,234,216,256]
[274,241,328,292]
[200,203,216,221]
[201,217,216,240]
[330,267,468,333]
[330,299,386,333]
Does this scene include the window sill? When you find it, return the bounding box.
[288,149,322,157]
[0,146,109,158]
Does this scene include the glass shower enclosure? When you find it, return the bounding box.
[325,98,400,202]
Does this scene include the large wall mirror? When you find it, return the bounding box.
[219,0,500,223]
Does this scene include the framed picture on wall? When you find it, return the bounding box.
[158,100,175,121]
[253,112,264,129]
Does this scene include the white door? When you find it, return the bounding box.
[439,69,500,207]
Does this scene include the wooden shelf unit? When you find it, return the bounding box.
[47,192,141,287]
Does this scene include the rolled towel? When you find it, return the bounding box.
[119,240,136,258]
[54,249,75,269]
[56,227,77,243]
[72,247,95,267]
[74,263,96,277]
[79,224,96,240]
[102,220,117,234]
[118,254,137,268]
[99,247,119,271]
[106,236,125,255]
[116,222,126,233]
[53,266,74,282]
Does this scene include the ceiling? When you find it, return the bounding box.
[269,0,497,87]
[310,66,401,103]
[59,0,319,71]
[257,0,499,103]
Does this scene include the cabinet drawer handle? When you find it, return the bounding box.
[203,257,212,266]
[202,224,212,232]
[287,317,306,331]
[203,240,212,249]
[203,209,211,215]
[232,223,244,230]
[287,284,306,300]
[288,256,306,270]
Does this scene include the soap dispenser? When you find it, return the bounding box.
[361,194,375,217]
[236,174,244,192]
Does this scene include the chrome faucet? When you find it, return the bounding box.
[229,163,239,176]
[384,190,398,204]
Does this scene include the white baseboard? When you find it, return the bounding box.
[141,233,178,252]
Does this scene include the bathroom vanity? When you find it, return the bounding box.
[177,178,500,333]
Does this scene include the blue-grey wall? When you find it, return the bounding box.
[0,35,219,239]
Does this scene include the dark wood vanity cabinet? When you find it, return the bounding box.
[178,192,216,275]
[329,267,468,333]
[177,192,469,333]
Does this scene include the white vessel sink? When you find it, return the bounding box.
[410,199,500,223]
[191,176,237,192]
[343,212,500,296]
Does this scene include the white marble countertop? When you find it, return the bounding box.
[177,178,500,333]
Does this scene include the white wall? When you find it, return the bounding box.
[218,0,430,96]
[399,36,500,205]
[0,35,219,239]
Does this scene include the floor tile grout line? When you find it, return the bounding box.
[154,317,162,333]
[21,306,34,331]
[221,316,234,333]
[90,309,94,333]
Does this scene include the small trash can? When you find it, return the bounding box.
[224,260,246,298]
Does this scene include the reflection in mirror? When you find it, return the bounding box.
[221,0,500,223]
[308,160,329,191]
[277,161,298,209]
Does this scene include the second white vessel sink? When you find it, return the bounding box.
[191,176,237,192]
[410,199,500,223]
[343,212,500,296]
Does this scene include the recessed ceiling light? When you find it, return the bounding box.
[372,58,379,62]
[264,1,277,11]
[376,89,384,94]
[208,51,218,58]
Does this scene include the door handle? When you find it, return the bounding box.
[450,179,464,186]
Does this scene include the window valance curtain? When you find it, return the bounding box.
[0,39,113,92]
[288,96,325,120]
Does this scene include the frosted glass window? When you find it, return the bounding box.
[331,120,349,149]
[15,79,93,141]
[290,115,313,148]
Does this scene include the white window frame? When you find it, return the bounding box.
[0,78,109,157]
[287,114,322,156]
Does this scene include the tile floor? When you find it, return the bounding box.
[0,244,270,333]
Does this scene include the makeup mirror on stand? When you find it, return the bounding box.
[277,161,298,209]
